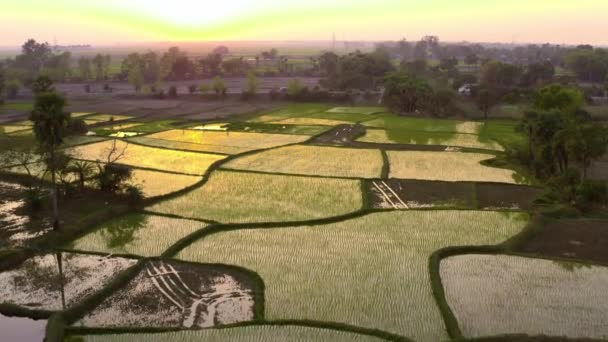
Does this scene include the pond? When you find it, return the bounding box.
[0,314,46,342]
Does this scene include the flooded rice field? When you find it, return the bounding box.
[0,314,46,342]
[440,254,608,339]
[0,253,136,311]
[0,182,52,247]
[77,260,260,329]
[367,179,540,210]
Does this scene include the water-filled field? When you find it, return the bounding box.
[441,254,608,339]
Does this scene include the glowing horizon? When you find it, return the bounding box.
[2,0,608,46]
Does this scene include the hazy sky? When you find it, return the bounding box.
[2,0,607,46]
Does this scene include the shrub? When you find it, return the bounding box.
[6,80,20,99]
[24,188,44,211]
[576,180,608,210]
[67,118,88,134]
[124,185,144,208]
[96,163,133,194]
[287,79,302,96]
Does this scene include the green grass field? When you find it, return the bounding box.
[177,211,528,341]
[251,103,377,124]
[148,170,363,223]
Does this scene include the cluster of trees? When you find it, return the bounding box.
[564,46,608,83]
[383,71,457,117]
[519,84,608,210]
[119,46,254,92]
[1,77,141,230]
[77,54,112,82]
[379,37,608,88]
[2,40,71,83]
[318,50,394,90]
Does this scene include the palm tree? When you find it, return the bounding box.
[69,160,94,191]
[30,92,69,231]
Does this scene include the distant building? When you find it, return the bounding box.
[458,84,475,96]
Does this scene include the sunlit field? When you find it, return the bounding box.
[144,130,309,154]
[358,129,505,151]
[387,150,519,183]
[223,145,384,178]
[147,170,363,223]
[68,139,226,175]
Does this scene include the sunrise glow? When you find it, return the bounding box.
[1,0,607,45]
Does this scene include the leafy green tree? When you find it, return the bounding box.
[0,67,5,103]
[199,83,210,95]
[383,71,432,113]
[562,123,608,179]
[287,79,302,96]
[30,92,69,230]
[68,160,94,191]
[77,57,92,81]
[44,51,72,82]
[6,79,21,99]
[199,53,223,77]
[103,55,112,79]
[534,84,584,113]
[92,54,105,81]
[246,71,259,95]
[476,88,501,122]
[565,47,608,82]
[128,66,144,93]
[464,54,478,68]
[31,75,54,94]
[212,76,226,96]
[18,39,52,73]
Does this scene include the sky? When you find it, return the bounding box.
[1,0,607,46]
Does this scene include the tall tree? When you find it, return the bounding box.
[246,71,258,95]
[127,66,144,93]
[30,92,69,230]
[77,57,92,81]
[18,39,52,73]
[383,71,432,113]
[92,54,105,81]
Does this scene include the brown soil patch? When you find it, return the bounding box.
[367,179,540,210]
[477,183,542,210]
[522,220,608,264]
